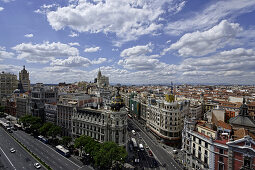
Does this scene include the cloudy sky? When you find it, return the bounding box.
[1,0,255,85]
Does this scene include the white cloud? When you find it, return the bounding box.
[46,0,170,44]
[1,0,14,3]
[0,46,14,61]
[34,3,59,14]
[24,34,34,38]
[163,20,241,57]
[12,42,79,63]
[165,0,255,35]
[51,56,106,67]
[69,42,80,46]
[84,46,101,53]
[120,43,153,58]
[0,7,4,11]
[91,57,107,64]
[119,43,165,71]
[179,48,255,78]
[168,0,186,14]
[69,31,79,37]
[112,48,119,52]
[51,56,91,67]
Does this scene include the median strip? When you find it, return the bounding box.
[3,128,52,170]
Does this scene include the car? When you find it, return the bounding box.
[10,148,15,153]
[34,163,41,169]
[11,127,17,131]
[173,149,178,154]
[148,150,153,156]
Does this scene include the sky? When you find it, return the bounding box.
[1,0,255,85]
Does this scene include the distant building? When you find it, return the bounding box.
[31,83,58,122]
[45,103,57,124]
[0,71,18,100]
[19,66,30,92]
[96,69,109,88]
[16,94,30,118]
[230,98,255,133]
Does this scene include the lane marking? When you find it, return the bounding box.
[15,131,82,169]
[0,146,16,170]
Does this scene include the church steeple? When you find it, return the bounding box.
[239,97,248,116]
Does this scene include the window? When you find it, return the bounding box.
[198,146,201,152]
[244,157,251,168]
[219,148,224,154]
[205,150,208,156]
[218,163,224,170]
[205,142,208,148]
[219,156,223,162]
[193,136,196,141]
[199,139,201,145]
[204,156,208,164]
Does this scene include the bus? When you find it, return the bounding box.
[14,124,22,130]
[56,145,70,157]
[131,138,138,148]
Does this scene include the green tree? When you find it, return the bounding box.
[39,122,53,136]
[0,106,5,112]
[19,115,42,134]
[61,136,72,147]
[94,142,127,169]
[74,135,87,155]
[47,125,61,139]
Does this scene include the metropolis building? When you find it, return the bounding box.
[72,90,127,146]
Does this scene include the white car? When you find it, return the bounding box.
[10,148,15,153]
[34,163,41,169]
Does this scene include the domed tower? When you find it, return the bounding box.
[19,65,30,92]
[107,88,127,145]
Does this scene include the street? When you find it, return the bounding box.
[128,118,183,170]
[0,125,46,170]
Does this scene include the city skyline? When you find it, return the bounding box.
[1,0,255,85]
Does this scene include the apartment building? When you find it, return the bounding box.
[57,93,102,136]
[147,99,189,146]
[31,83,58,121]
[0,72,18,100]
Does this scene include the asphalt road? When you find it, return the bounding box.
[12,130,85,170]
[0,126,46,170]
[128,118,182,170]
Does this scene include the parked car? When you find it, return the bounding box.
[148,150,153,156]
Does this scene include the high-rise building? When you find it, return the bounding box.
[19,65,30,92]
[0,71,18,100]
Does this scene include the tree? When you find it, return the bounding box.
[61,136,72,147]
[19,115,42,134]
[39,122,53,136]
[0,106,5,113]
[94,142,127,169]
[74,135,87,156]
[47,125,61,138]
